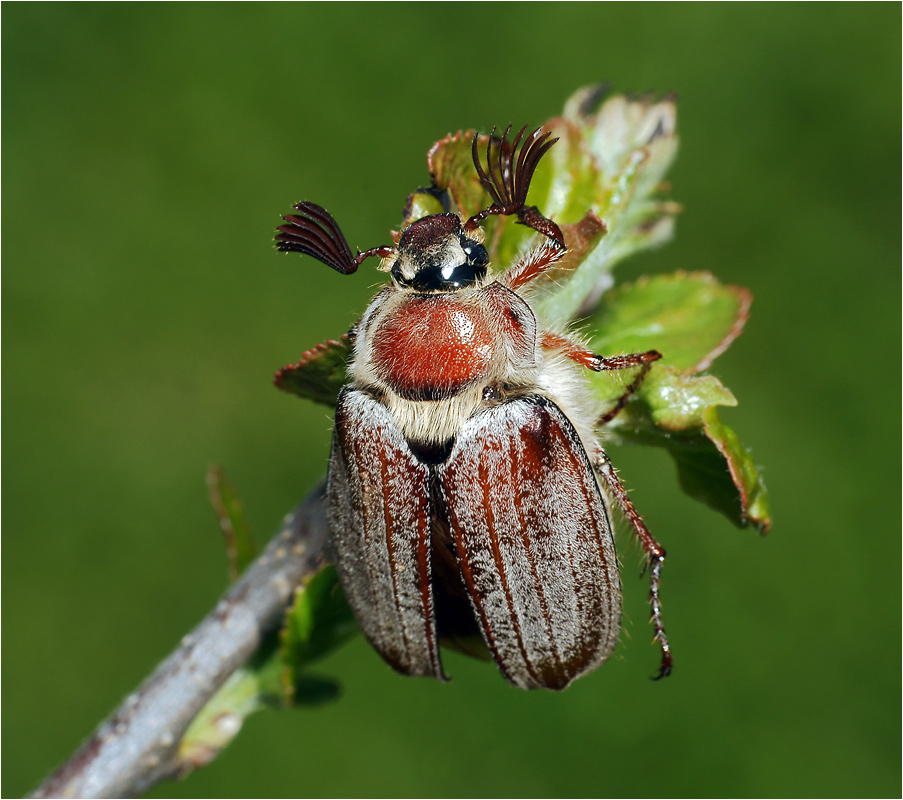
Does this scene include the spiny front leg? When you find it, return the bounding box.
[595,354,660,425]
[593,447,673,679]
[503,241,566,291]
[540,332,661,424]
[541,332,661,372]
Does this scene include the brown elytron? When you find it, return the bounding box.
[277,126,671,688]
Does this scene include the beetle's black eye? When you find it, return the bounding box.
[435,239,487,289]
[461,240,489,274]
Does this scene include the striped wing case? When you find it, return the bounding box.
[328,388,444,680]
[437,395,621,690]
[328,389,621,690]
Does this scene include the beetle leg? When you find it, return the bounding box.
[541,332,661,373]
[503,241,566,291]
[593,447,673,679]
[595,359,658,425]
[539,332,661,424]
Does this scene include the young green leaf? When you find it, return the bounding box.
[702,406,771,533]
[427,131,489,222]
[602,372,771,533]
[274,337,351,407]
[582,267,769,531]
[207,465,258,581]
[279,563,358,702]
[399,190,446,231]
[589,271,752,372]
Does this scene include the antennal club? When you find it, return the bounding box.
[465,126,565,248]
[276,201,395,274]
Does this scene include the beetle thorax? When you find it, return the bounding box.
[351,282,538,446]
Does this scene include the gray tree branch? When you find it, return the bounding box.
[32,483,329,799]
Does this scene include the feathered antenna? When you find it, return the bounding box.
[465,126,565,249]
[276,201,394,274]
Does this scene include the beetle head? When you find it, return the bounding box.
[388,213,488,292]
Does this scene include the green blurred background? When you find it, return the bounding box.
[4,4,899,797]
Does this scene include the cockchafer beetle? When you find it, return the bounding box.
[276,126,671,690]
